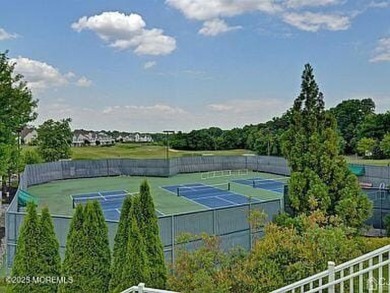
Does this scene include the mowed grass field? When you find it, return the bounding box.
[23,143,390,165]
[28,171,284,217]
[345,155,390,166]
[23,143,254,160]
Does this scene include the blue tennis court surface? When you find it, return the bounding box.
[232,177,287,193]
[71,189,164,221]
[162,183,259,209]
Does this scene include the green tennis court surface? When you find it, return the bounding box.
[28,171,285,217]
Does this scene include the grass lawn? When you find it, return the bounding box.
[345,155,390,167]
[22,144,254,160]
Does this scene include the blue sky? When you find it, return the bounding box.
[0,0,389,132]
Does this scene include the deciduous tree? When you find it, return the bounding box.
[380,133,390,158]
[37,118,72,162]
[357,137,376,157]
[0,51,37,190]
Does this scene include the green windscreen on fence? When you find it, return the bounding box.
[348,164,365,176]
[18,189,38,206]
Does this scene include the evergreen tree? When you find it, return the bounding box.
[138,180,167,288]
[114,197,149,292]
[59,204,86,293]
[36,207,61,293]
[10,203,41,293]
[282,64,372,228]
[109,195,132,292]
[60,202,111,293]
[82,201,111,293]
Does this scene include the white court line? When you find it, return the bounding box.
[161,185,211,209]
[214,195,238,206]
[155,209,165,216]
[98,192,106,200]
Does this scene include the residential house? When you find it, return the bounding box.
[20,127,38,145]
[72,130,115,147]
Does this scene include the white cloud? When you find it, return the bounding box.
[76,76,92,87]
[167,0,355,33]
[10,57,69,90]
[199,18,242,36]
[368,1,390,8]
[144,61,157,69]
[103,104,187,115]
[207,99,286,115]
[10,56,92,91]
[166,0,283,21]
[370,37,390,62]
[208,104,234,111]
[34,97,289,132]
[285,0,343,9]
[0,28,18,40]
[72,11,176,56]
[282,12,351,31]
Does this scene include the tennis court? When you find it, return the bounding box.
[162,183,259,209]
[71,189,164,221]
[232,177,288,193]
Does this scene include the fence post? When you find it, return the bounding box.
[328,261,335,293]
[171,215,175,265]
[138,283,145,293]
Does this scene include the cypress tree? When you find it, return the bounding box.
[82,201,111,293]
[282,64,372,228]
[109,195,132,292]
[10,203,41,293]
[114,197,149,292]
[138,180,167,288]
[59,204,86,292]
[35,207,61,293]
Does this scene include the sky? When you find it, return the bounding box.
[0,0,389,132]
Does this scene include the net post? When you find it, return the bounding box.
[252,180,255,188]
[228,182,230,191]
[177,187,180,197]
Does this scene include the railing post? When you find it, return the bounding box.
[138,283,145,293]
[328,261,335,293]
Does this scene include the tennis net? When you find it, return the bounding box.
[177,183,230,197]
[252,177,289,189]
[72,191,138,208]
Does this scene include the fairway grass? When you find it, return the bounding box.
[22,144,254,160]
[345,155,390,167]
[23,144,390,166]
[28,171,284,217]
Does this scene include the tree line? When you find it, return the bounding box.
[165,98,390,159]
[9,180,166,293]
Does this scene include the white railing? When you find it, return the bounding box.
[120,283,179,293]
[271,245,390,293]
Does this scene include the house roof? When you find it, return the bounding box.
[20,127,36,139]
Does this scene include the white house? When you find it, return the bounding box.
[20,127,38,145]
[72,130,115,147]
